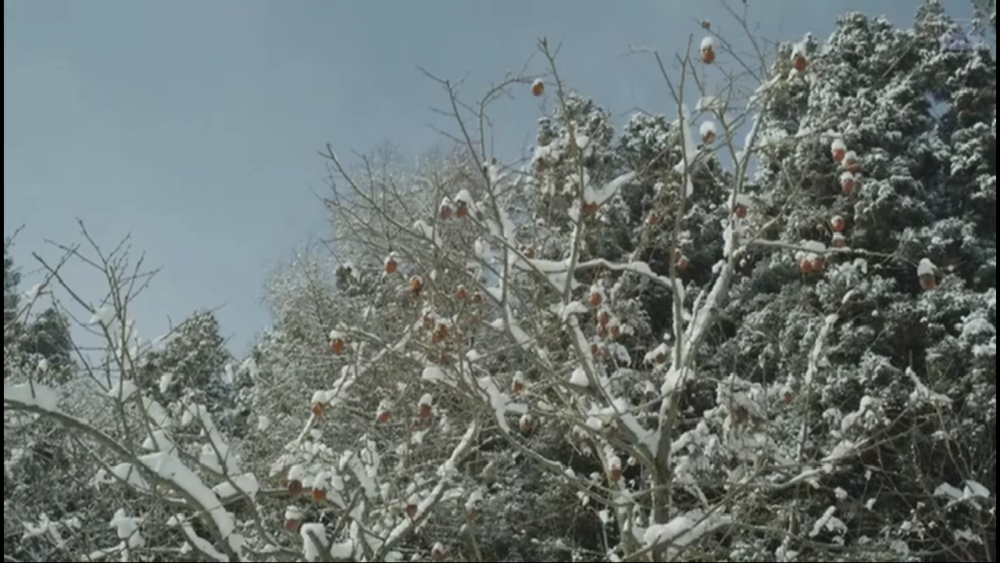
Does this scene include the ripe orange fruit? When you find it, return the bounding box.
[841,173,855,194]
[843,152,860,173]
[793,53,807,73]
[519,415,532,433]
[589,291,602,307]
[432,323,449,343]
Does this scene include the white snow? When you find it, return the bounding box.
[454,189,472,204]
[472,375,525,433]
[608,456,621,470]
[696,96,721,112]
[466,489,484,511]
[421,365,447,382]
[570,366,589,387]
[809,506,846,538]
[672,104,699,197]
[212,473,259,499]
[109,509,144,549]
[644,342,669,364]
[960,311,995,338]
[285,506,303,521]
[583,171,635,207]
[804,314,838,386]
[965,480,991,498]
[660,365,690,396]
[935,480,992,505]
[107,463,149,489]
[438,422,479,477]
[137,452,242,554]
[699,121,716,138]
[158,372,174,394]
[4,382,61,412]
[906,367,952,407]
[89,305,115,326]
[643,509,730,555]
[917,258,936,276]
[700,36,713,49]
[256,415,271,431]
[23,283,44,300]
[301,523,330,561]
[108,380,138,401]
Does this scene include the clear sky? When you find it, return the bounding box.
[4,0,970,354]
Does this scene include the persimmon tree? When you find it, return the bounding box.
[5,3,994,562]
[306,4,994,561]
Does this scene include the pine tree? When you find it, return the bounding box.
[710,3,995,557]
[143,310,235,423]
[22,308,74,384]
[3,249,74,383]
[4,246,19,328]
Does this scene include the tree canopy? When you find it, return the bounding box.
[3,3,995,561]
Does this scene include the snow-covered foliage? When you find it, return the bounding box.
[5,3,995,561]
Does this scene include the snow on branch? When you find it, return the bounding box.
[137,452,243,558]
[375,420,480,559]
[638,509,732,559]
[4,381,61,412]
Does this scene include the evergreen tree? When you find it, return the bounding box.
[4,246,19,328]
[709,4,995,558]
[3,248,74,383]
[22,308,74,384]
[143,310,235,423]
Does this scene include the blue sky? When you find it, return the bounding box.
[4,0,973,354]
